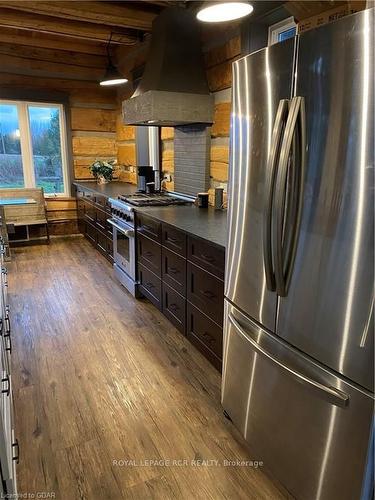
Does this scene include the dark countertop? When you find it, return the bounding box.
[73,181,227,249]
[72,181,137,199]
[136,205,227,249]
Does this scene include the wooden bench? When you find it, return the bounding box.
[0,188,49,243]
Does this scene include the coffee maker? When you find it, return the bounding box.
[137,166,155,193]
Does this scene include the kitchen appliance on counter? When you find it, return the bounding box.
[108,192,193,295]
[137,166,155,193]
[223,9,374,500]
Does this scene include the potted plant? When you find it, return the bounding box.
[89,159,117,184]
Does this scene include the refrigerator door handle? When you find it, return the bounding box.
[272,96,306,297]
[228,312,350,408]
[263,99,289,291]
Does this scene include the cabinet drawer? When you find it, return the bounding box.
[188,236,225,279]
[162,283,186,334]
[162,247,186,296]
[162,224,186,256]
[136,213,161,242]
[96,208,112,237]
[138,264,162,310]
[97,231,113,262]
[187,328,222,372]
[187,303,223,360]
[83,190,95,203]
[84,200,96,223]
[138,234,161,277]
[95,207,107,231]
[84,220,97,246]
[94,194,106,209]
[187,262,224,326]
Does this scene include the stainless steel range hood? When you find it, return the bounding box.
[122,7,214,127]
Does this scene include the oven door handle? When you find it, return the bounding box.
[107,218,134,237]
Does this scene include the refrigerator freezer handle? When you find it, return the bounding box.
[263,99,289,292]
[228,312,350,408]
[273,96,306,297]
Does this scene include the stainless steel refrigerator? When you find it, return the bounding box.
[222,9,374,500]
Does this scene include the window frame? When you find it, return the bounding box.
[0,99,71,197]
[268,17,297,46]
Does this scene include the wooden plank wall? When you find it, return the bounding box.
[205,35,240,193]
[161,127,174,191]
[116,86,137,184]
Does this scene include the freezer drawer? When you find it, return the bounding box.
[222,301,374,500]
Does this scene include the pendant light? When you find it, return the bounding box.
[197,1,253,23]
[100,33,128,86]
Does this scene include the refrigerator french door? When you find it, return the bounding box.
[223,9,374,500]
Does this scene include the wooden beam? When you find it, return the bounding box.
[0,1,156,31]
[0,53,104,81]
[0,27,108,56]
[0,42,106,69]
[0,72,114,90]
[0,8,137,44]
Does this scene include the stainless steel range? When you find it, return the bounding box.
[108,198,137,296]
[108,192,192,295]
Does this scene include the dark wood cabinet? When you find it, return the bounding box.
[95,207,107,233]
[75,186,113,263]
[136,213,161,242]
[85,220,97,246]
[84,200,95,224]
[162,224,186,256]
[135,209,225,372]
[187,262,224,326]
[162,282,186,334]
[188,236,225,279]
[187,303,223,360]
[162,247,186,296]
[138,263,162,310]
[138,234,161,277]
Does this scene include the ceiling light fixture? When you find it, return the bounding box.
[100,33,128,86]
[196,2,253,23]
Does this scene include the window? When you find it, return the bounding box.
[0,100,69,196]
[268,17,297,46]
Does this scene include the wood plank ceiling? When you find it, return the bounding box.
[0,1,179,82]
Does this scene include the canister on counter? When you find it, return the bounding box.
[214,187,224,210]
[197,192,209,208]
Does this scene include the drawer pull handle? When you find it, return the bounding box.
[169,267,178,275]
[1,375,10,396]
[142,224,154,232]
[12,439,19,464]
[203,332,215,345]
[144,251,154,258]
[201,254,214,263]
[145,282,154,289]
[167,236,178,244]
[4,314,10,336]
[169,303,178,313]
[200,290,215,299]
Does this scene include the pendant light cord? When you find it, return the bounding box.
[106,32,113,66]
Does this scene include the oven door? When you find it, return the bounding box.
[108,219,135,280]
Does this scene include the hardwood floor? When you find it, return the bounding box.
[8,237,289,500]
